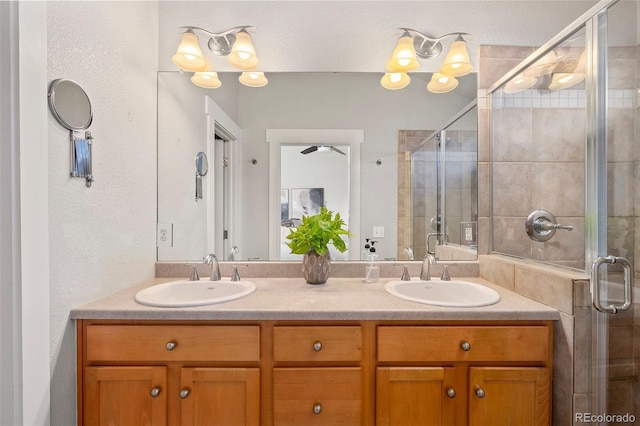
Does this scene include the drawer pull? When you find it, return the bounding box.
[313,403,322,415]
[179,388,190,399]
[446,388,456,398]
[460,341,471,351]
[150,387,161,398]
[475,386,485,398]
[165,341,177,351]
[313,341,323,352]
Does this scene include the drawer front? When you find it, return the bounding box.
[378,326,549,362]
[273,326,362,362]
[86,325,260,362]
[273,368,362,425]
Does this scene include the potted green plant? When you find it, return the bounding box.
[286,206,351,284]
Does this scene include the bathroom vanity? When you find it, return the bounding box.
[72,277,558,425]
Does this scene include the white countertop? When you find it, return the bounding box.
[70,277,559,321]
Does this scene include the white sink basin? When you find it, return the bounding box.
[384,279,501,307]
[134,279,256,308]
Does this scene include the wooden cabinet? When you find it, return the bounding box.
[468,367,550,426]
[272,326,364,425]
[376,367,459,425]
[84,366,167,426]
[79,323,260,425]
[77,320,552,426]
[376,326,552,426]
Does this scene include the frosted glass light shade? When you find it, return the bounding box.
[227,31,259,70]
[427,73,458,93]
[380,72,410,90]
[503,74,537,93]
[439,40,472,77]
[191,72,222,89]
[172,31,208,72]
[387,35,420,72]
[549,72,585,90]
[239,72,268,87]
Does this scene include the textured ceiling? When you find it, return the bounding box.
[155,0,640,73]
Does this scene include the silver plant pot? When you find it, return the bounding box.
[302,249,331,284]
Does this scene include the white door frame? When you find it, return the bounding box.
[266,129,363,260]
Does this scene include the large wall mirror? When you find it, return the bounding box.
[157,71,477,262]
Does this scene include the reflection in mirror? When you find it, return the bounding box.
[48,79,93,131]
[404,101,478,262]
[195,151,208,201]
[157,72,477,262]
[280,144,351,260]
[195,151,208,176]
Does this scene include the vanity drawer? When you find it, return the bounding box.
[377,326,549,362]
[273,367,362,425]
[273,326,362,362]
[86,325,260,362]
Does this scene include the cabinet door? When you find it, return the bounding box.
[84,366,167,426]
[469,367,550,426]
[180,367,260,426]
[376,367,460,426]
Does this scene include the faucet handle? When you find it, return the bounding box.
[183,263,200,281]
[440,263,458,281]
[400,265,411,281]
[230,264,249,282]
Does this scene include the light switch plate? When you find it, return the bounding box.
[373,226,385,238]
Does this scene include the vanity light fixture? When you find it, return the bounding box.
[382,29,473,93]
[239,71,268,87]
[549,50,586,91]
[191,71,222,89]
[426,72,458,93]
[380,72,411,90]
[173,26,267,89]
[172,29,208,72]
[502,74,538,93]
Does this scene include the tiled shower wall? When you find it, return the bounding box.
[397,130,435,260]
[479,42,639,424]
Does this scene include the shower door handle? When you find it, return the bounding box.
[591,256,633,314]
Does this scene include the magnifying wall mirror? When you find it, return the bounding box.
[48,79,93,131]
[196,151,208,176]
[195,151,208,201]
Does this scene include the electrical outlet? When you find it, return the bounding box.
[373,226,385,238]
[157,223,173,247]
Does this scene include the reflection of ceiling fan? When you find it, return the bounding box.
[301,145,346,155]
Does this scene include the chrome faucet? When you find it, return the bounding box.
[403,246,415,261]
[203,253,221,281]
[420,253,437,281]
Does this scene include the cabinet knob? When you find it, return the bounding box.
[313,341,323,352]
[150,387,161,398]
[179,388,190,399]
[166,341,176,351]
[313,403,322,415]
[446,388,456,398]
[475,386,485,398]
[460,341,471,351]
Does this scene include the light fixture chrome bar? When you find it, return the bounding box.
[179,25,255,56]
[399,29,471,59]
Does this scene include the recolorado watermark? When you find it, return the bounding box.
[575,412,636,423]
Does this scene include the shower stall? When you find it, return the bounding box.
[409,101,478,261]
[489,0,638,421]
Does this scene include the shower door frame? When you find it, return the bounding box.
[487,0,633,421]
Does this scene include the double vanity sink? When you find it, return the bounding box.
[134,276,501,309]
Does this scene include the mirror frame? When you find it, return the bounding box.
[48,78,93,131]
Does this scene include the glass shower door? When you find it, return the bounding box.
[587,2,638,422]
